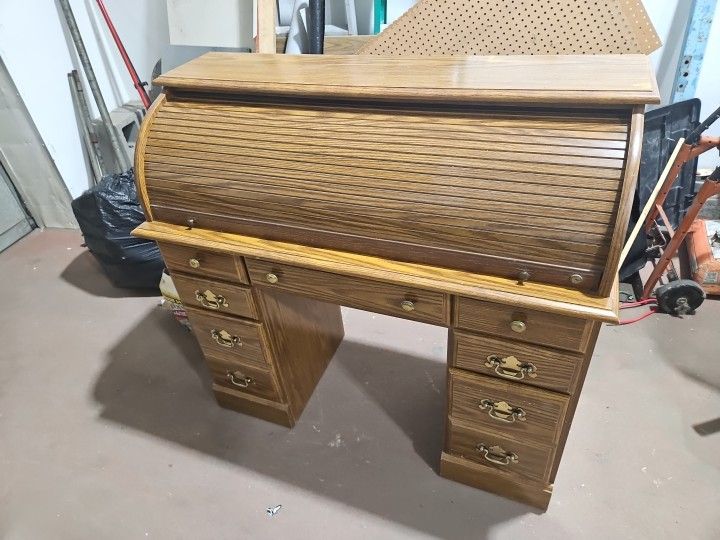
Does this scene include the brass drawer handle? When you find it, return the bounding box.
[189,258,200,269]
[211,329,242,348]
[265,273,279,284]
[227,370,254,388]
[195,289,228,310]
[484,355,537,380]
[510,320,527,333]
[475,443,519,466]
[400,300,415,312]
[479,399,527,423]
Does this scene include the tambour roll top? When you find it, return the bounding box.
[135,53,659,296]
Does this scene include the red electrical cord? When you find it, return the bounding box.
[618,298,658,325]
[95,0,151,109]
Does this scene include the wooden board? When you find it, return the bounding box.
[154,53,660,105]
[359,0,661,56]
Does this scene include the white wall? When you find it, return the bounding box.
[0,0,169,199]
[0,0,717,201]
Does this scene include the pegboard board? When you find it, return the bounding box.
[357,0,661,56]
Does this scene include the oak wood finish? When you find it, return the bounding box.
[207,355,280,401]
[451,330,584,394]
[440,452,552,510]
[253,288,345,423]
[155,53,659,105]
[172,273,257,320]
[184,307,269,368]
[449,368,569,445]
[133,222,619,323]
[246,259,450,326]
[446,418,554,481]
[213,384,293,427]
[158,242,249,284]
[454,296,593,352]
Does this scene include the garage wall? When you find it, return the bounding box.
[0,0,716,202]
[0,0,169,199]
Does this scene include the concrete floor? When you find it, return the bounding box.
[1,229,719,539]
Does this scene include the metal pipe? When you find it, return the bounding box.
[57,0,131,171]
[307,0,325,54]
[68,71,103,184]
[94,0,151,109]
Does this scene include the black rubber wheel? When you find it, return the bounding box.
[655,279,706,315]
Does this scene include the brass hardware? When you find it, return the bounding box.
[479,399,527,423]
[186,218,195,229]
[510,320,527,333]
[265,273,279,284]
[517,270,530,284]
[484,355,537,380]
[227,370,253,388]
[211,329,242,348]
[475,443,519,466]
[189,258,200,269]
[400,300,415,312]
[195,289,228,310]
[569,273,584,285]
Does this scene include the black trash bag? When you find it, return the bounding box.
[71,169,163,289]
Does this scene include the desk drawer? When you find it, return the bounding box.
[447,418,554,481]
[449,368,568,445]
[207,356,280,402]
[173,273,257,319]
[246,259,450,325]
[455,296,591,352]
[185,307,269,368]
[452,330,582,394]
[159,242,249,284]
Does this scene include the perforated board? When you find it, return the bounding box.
[357,0,661,56]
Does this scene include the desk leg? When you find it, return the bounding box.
[253,287,345,425]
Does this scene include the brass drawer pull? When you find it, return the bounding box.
[484,355,537,380]
[475,443,519,466]
[195,289,228,310]
[189,258,200,268]
[211,329,242,348]
[400,300,415,312]
[479,399,526,423]
[510,320,527,333]
[265,273,279,284]
[227,370,254,388]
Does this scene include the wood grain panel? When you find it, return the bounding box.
[446,418,554,481]
[454,296,593,352]
[449,368,568,444]
[246,259,450,326]
[184,307,269,368]
[213,384,292,427]
[133,221,620,323]
[451,330,583,394]
[440,452,552,510]
[207,355,280,402]
[158,241,249,284]
[154,53,660,105]
[172,273,257,319]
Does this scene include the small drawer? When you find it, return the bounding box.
[185,307,269,368]
[447,418,554,481]
[207,356,280,402]
[449,368,569,445]
[455,296,592,352]
[245,259,450,325]
[173,273,257,319]
[452,330,582,394]
[159,242,249,284]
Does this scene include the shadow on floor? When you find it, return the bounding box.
[93,308,530,537]
[61,250,159,298]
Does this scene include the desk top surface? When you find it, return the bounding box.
[155,53,659,106]
[135,221,619,322]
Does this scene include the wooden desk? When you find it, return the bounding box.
[133,54,658,510]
